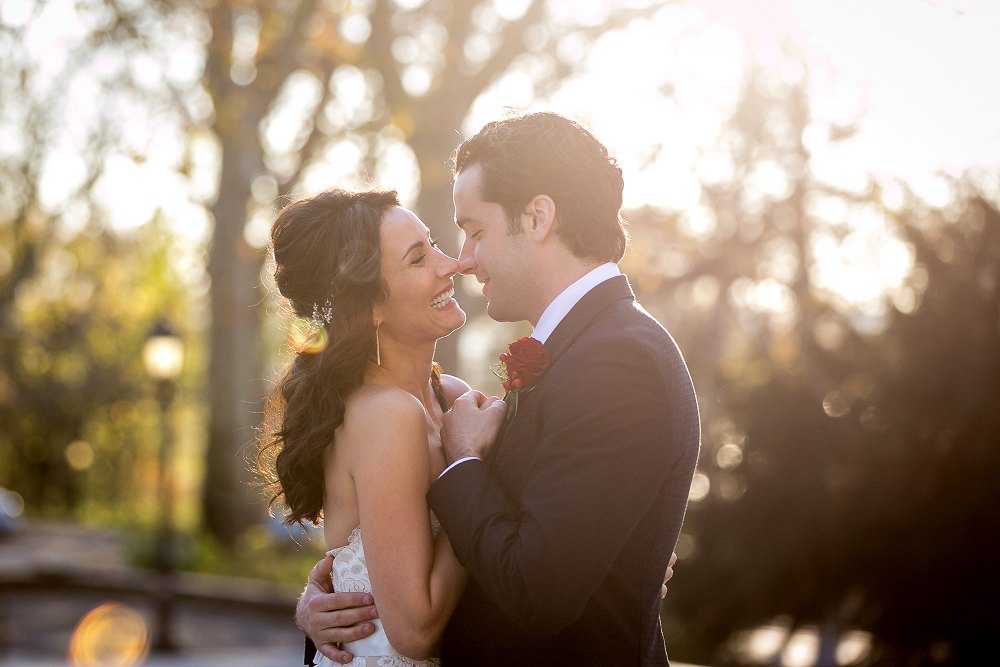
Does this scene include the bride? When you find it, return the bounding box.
[257,188,497,665]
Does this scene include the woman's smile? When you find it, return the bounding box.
[431,285,455,309]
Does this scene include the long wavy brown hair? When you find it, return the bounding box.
[258,188,397,527]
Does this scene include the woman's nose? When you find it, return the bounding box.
[436,250,460,276]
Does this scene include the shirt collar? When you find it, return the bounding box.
[531,262,621,344]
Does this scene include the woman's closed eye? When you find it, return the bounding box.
[411,238,439,265]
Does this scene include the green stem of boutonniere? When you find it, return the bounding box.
[505,389,518,422]
[502,385,536,422]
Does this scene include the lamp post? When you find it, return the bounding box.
[142,321,184,653]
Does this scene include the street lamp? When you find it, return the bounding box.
[142,321,184,653]
[143,323,184,383]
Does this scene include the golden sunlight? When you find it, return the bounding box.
[467,0,999,317]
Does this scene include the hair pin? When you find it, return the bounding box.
[309,299,333,330]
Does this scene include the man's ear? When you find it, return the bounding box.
[523,194,556,241]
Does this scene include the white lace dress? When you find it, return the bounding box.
[313,518,442,667]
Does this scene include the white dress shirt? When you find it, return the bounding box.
[439,262,622,478]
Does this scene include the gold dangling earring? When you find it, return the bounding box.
[375,324,382,367]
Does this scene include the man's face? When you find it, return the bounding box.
[453,163,530,323]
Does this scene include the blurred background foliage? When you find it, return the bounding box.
[1,0,998,665]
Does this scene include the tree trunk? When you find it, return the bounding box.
[203,147,265,546]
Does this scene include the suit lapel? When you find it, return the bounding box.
[487,275,635,468]
[542,274,635,365]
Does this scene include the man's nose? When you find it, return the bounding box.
[457,243,476,275]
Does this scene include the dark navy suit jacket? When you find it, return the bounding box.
[428,275,701,666]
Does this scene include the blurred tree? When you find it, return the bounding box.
[0,220,190,519]
[0,1,192,519]
[626,63,1000,664]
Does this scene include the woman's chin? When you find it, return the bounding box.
[438,304,467,337]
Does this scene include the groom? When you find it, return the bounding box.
[299,112,700,665]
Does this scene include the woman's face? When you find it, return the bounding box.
[374,206,465,346]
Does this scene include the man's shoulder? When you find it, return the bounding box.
[555,300,692,393]
[582,298,674,350]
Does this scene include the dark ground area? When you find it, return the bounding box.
[0,521,304,666]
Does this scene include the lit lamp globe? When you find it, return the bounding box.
[143,322,184,382]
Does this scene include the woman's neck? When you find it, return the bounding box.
[364,338,437,408]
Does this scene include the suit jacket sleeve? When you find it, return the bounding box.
[428,334,698,635]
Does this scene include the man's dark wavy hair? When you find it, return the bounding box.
[452,112,629,263]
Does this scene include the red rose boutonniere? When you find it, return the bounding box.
[493,337,550,420]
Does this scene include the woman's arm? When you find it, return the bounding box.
[341,387,467,659]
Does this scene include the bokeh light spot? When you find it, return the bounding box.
[688,471,711,502]
[674,532,698,561]
[782,625,820,667]
[859,406,889,433]
[822,389,852,417]
[68,602,150,667]
[65,440,95,471]
[0,488,24,518]
[731,617,792,663]
[716,443,744,470]
[716,473,748,502]
[836,630,873,665]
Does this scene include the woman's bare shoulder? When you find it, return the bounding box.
[345,383,422,421]
[340,384,425,447]
[440,374,473,407]
[340,385,429,483]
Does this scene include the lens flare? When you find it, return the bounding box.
[289,317,329,354]
[68,602,150,667]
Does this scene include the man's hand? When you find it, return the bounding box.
[660,551,678,600]
[297,555,379,664]
[440,390,507,464]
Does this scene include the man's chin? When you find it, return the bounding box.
[486,301,519,323]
